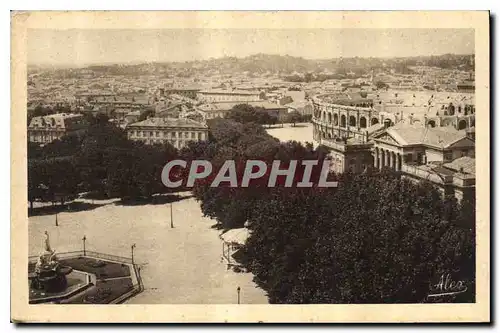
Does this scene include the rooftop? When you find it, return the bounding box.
[443,156,475,175]
[198,101,288,112]
[128,117,207,129]
[199,89,261,95]
[385,124,469,148]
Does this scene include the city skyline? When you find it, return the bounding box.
[28,28,474,66]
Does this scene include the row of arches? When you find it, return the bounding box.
[426,118,474,130]
[438,103,476,116]
[318,111,380,129]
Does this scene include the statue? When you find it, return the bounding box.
[30,231,72,292]
[44,230,52,253]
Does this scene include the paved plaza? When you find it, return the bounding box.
[266,123,317,147]
[28,194,268,304]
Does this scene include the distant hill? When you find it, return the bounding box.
[28,53,474,77]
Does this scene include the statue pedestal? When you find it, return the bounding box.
[31,261,73,293]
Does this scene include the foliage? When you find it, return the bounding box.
[375,81,389,90]
[226,104,278,126]
[27,114,180,204]
[243,172,475,304]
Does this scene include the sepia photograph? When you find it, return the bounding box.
[10,11,490,323]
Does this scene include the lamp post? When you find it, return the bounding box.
[55,212,59,226]
[82,235,86,256]
[237,286,241,304]
[131,244,136,264]
[170,202,174,229]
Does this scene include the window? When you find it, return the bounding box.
[191,132,195,139]
[443,151,453,161]
[461,149,468,157]
[417,153,424,164]
[172,132,176,138]
[150,131,153,137]
[198,132,202,140]
[185,132,189,138]
[156,131,159,137]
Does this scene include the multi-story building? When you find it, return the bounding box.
[372,124,475,172]
[126,117,208,149]
[198,101,289,121]
[197,89,264,103]
[162,87,201,100]
[28,113,88,144]
[372,124,475,202]
[321,138,374,174]
[401,156,475,202]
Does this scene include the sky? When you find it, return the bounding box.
[27,28,475,66]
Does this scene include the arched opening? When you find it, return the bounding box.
[458,106,462,113]
[458,119,467,130]
[384,119,393,127]
[427,120,436,128]
[322,111,326,121]
[327,113,332,123]
[327,132,332,139]
[340,115,347,128]
[471,118,475,127]
[371,117,379,125]
[359,117,367,128]
[333,113,339,126]
[349,116,357,127]
[448,103,455,116]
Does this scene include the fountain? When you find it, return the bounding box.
[28,231,142,304]
[28,231,73,293]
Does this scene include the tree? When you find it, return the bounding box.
[43,134,83,158]
[76,119,131,196]
[105,141,178,200]
[28,157,80,206]
[243,172,475,304]
[375,81,389,90]
[286,111,302,127]
[138,109,154,122]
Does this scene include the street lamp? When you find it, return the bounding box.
[170,202,174,229]
[237,286,241,304]
[82,235,86,256]
[131,244,136,264]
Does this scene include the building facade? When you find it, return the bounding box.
[321,139,374,174]
[197,89,263,103]
[198,101,289,121]
[372,125,475,172]
[401,156,475,202]
[28,113,88,144]
[126,117,208,149]
[162,88,201,100]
